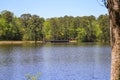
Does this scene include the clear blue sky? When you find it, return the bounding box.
[0,0,108,18]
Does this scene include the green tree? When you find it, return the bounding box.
[48,18,60,40]
[78,16,96,42]
[11,17,23,40]
[77,28,86,41]
[43,20,52,40]
[0,18,7,40]
[92,20,101,42]
[0,10,15,40]
[20,14,45,41]
[1,10,13,23]
[97,14,110,42]
[29,15,44,41]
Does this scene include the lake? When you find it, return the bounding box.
[0,43,111,80]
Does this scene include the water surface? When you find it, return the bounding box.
[0,43,111,80]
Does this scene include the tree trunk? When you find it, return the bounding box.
[110,19,120,80]
[107,0,120,80]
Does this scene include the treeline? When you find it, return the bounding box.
[0,10,110,42]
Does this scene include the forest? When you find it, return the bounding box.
[0,10,109,42]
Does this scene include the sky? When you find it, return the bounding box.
[0,0,108,18]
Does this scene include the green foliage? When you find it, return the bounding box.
[1,10,13,23]
[0,10,109,42]
[77,28,86,41]
[97,14,110,42]
[43,20,52,40]
[26,72,41,80]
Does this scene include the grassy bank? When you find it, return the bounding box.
[0,41,43,44]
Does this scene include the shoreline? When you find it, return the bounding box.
[0,41,110,45]
[0,41,43,44]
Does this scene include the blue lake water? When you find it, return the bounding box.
[0,43,111,80]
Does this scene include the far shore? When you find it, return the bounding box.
[0,40,109,45]
[0,40,78,44]
[0,41,43,44]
